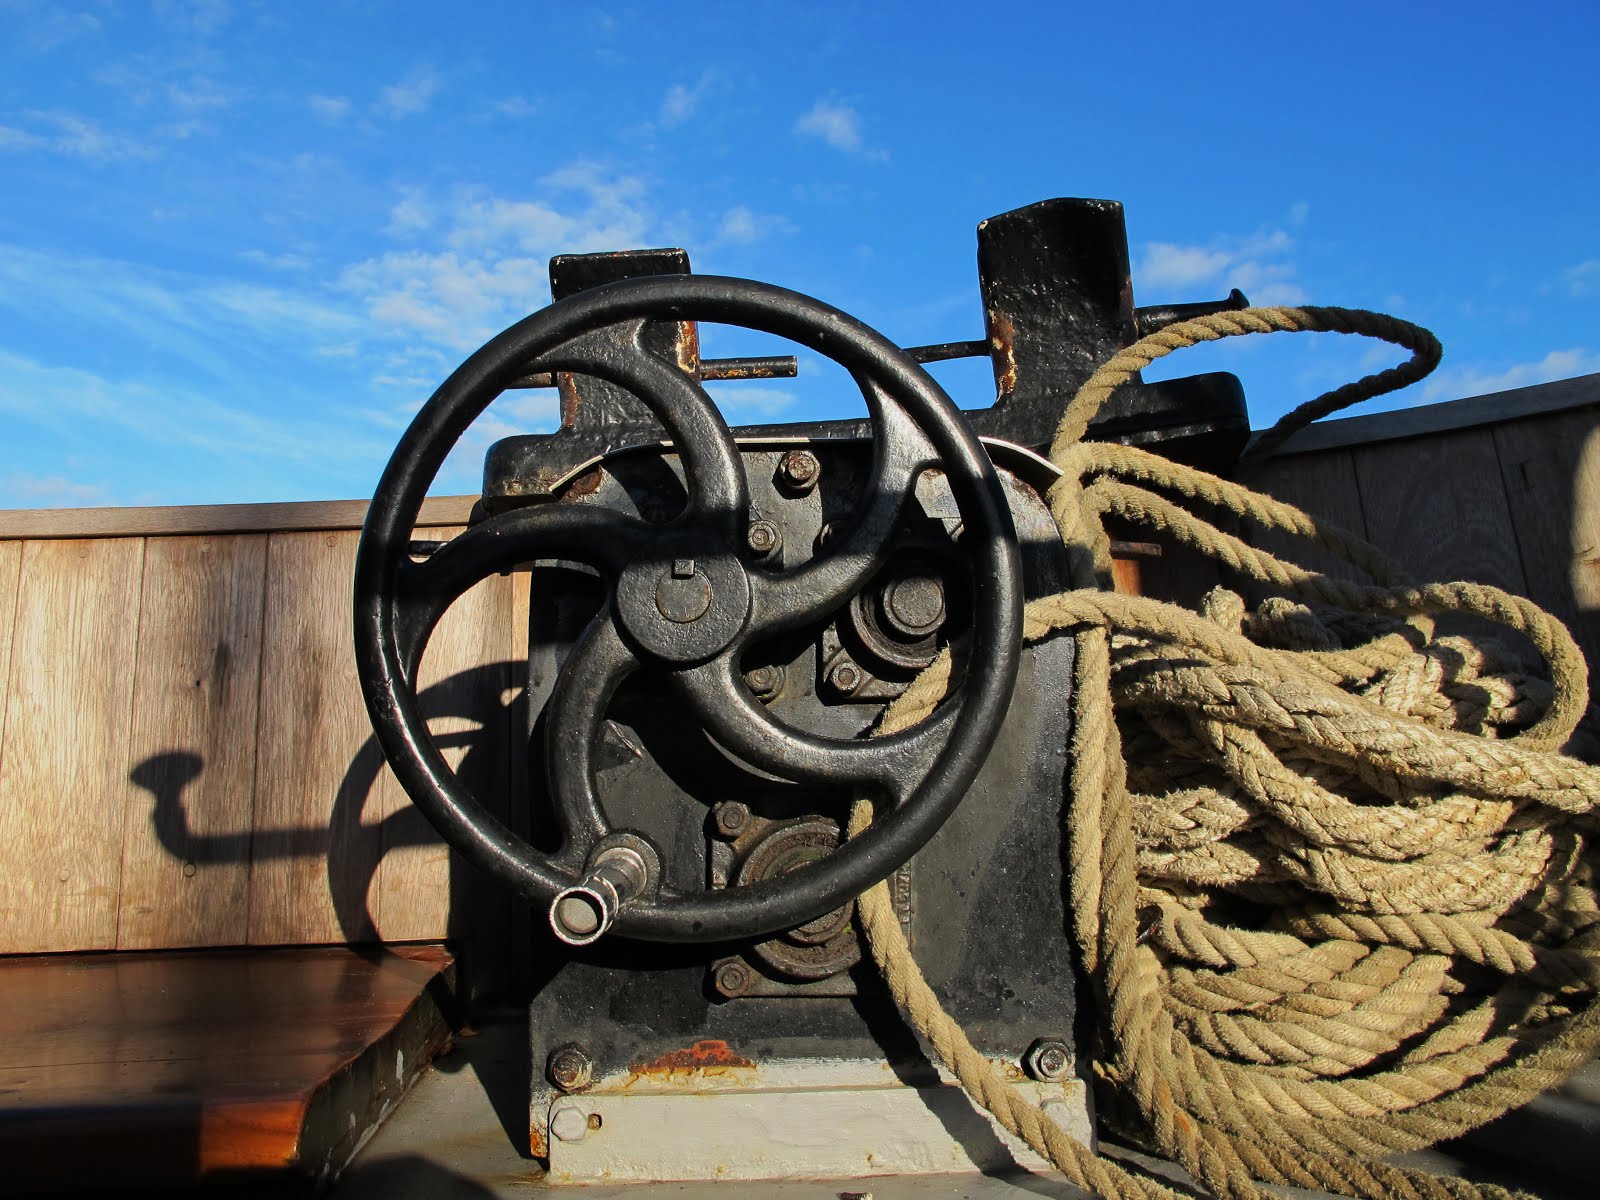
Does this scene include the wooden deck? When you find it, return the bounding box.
[0,945,454,1192]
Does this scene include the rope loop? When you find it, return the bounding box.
[855,306,1599,1200]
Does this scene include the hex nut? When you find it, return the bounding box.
[743,664,782,700]
[1024,1038,1072,1082]
[713,800,751,838]
[713,959,753,998]
[828,660,863,695]
[746,520,780,556]
[549,1103,591,1143]
[547,1044,594,1093]
[778,450,821,493]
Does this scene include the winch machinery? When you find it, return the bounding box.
[356,198,1249,1180]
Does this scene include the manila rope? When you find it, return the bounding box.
[850,307,1600,1200]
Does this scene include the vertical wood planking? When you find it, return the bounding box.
[1492,408,1600,671]
[372,528,514,941]
[1350,428,1529,593]
[0,539,145,952]
[249,530,382,945]
[0,540,20,777]
[1238,449,1376,582]
[504,568,534,997]
[117,536,269,949]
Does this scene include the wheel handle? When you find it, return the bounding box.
[354,274,1023,945]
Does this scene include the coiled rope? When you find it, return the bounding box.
[851,306,1600,1200]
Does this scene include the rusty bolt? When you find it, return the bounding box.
[713,800,751,838]
[743,664,782,700]
[828,660,863,695]
[713,959,753,998]
[746,519,780,556]
[549,1103,590,1143]
[1024,1038,1072,1082]
[778,450,820,493]
[547,1044,594,1093]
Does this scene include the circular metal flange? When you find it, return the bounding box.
[613,550,751,664]
[353,273,1024,946]
[737,817,862,982]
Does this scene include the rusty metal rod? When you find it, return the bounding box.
[507,354,798,390]
[905,339,990,364]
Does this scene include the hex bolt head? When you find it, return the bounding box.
[713,958,753,998]
[1024,1038,1072,1082]
[828,660,863,695]
[549,1103,591,1143]
[742,664,782,700]
[713,800,751,838]
[547,1044,594,1093]
[746,520,780,556]
[778,450,821,493]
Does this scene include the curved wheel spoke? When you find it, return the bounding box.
[536,322,747,532]
[544,615,638,854]
[749,388,936,635]
[391,504,643,681]
[672,651,952,796]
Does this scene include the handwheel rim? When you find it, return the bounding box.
[354,274,1024,943]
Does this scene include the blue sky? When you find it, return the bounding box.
[2,1,1597,508]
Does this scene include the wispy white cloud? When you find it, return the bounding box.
[1418,348,1600,404]
[23,7,102,51]
[1135,226,1304,304]
[0,243,363,383]
[343,165,653,353]
[0,347,391,485]
[0,111,156,163]
[153,0,233,36]
[386,186,435,236]
[167,79,230,111]
[1562,260,1600,297]
[714,205,793,246]
[1,472,108,507]
[660,73,712,127]
[702,384,797,420]
[795,98,887,161]
[1137,244,1231,289]
[0,124,44,151]
[239,248,313,271]
[379,74,439,117]
[492,95,538,118]
[308,94,351,122]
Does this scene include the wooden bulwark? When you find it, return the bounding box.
[1238,387,1600,675]
[0,376,1595,954]
[0,509,522,954]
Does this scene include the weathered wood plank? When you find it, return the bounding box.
[0,495,479,541]
[117,535,269,949]
[0,539,145,952]
[373,528,514,941]
[248,530,383,945]
[1492,408,1600,673]
[1351,427,1528,593]
[1238,448,1373,583]
[0,540,20,778]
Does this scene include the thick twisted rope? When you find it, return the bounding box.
[851,306,1600,1200]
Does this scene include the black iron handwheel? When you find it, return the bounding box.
[354,275,1022,944]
